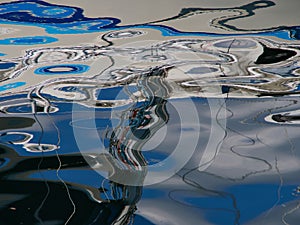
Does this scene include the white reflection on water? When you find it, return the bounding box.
[1,0,300,224]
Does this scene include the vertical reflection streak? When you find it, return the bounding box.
[35,85,77,225]
[28,89,49,225]
[281,126,299,225]
[180,96,240,223]
[252,99,300,223]
[198,97,229,170]
[263,156,283,220]
[43,90,76,225]
[50,112,77,225]
[55,147,76,225]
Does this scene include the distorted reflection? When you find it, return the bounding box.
[1,0,300,224]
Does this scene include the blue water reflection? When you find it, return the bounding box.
[1,0,300,224]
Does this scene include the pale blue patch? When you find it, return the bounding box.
[0,81,26,92]
[0,36,58,45]
[42,8,68,16]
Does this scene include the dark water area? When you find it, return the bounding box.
[0,0,300,224]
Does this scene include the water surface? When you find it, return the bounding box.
[0,1,300,224]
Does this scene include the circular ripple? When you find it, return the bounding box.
[106,30,145,39]
[35,64,90,75]
[214,39,257,49]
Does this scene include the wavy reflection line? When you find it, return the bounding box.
[248,100,294,221]
[181,169,241,225]
[54,148,76,225]
[229,98,296,181]
[32,118,49,225]
[281,126,299,225]
[32,85,77,225]
[226,99,273,181]
[196,41,234,169]
[167,189,237,214]
[49,109,76,225]
[43,89,76,225]
[147,1,276,32]
[198,96,229,170]
[28,88,49,225]
[263,156,283,220]
[210,1,277,32]
[3,36,300,98]
[201,98,273,182]
[0,0,298,41]
[282,201,300,225]
[179,95,240,223]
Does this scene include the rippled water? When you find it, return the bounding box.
[1,1,300,224]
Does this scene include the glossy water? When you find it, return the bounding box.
[1,1,300,224]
